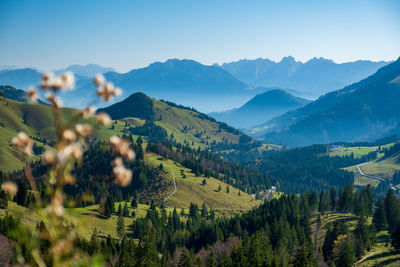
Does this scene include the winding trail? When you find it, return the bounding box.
[356,163,384,181]
[163,172,177,208]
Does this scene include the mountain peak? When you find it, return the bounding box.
[280,56,296,63]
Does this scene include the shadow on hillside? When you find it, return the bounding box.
[365,250,400,266]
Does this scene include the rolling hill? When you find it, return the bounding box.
[0,97,75,171]
[250,57,400,147]
[209,89,310,128]
[218,57,390,97]
[98,92,253,148]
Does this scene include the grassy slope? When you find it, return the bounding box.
[153,100,241,149]
[144,152,262,216]
[331,143,400,187]
[0,98,75,172]
[0,201,186,239]
[329,144,393,158]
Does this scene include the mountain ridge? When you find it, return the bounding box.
[252,57,400,146]
[209,89,310,128]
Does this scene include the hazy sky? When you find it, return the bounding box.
[0,0,399,72]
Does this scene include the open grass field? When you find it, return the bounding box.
[144,152,262,216]
[344,160,400,187]
[329,144,394,158]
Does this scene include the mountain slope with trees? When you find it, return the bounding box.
[252,57,400,146]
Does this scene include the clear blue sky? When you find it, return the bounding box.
[0,0,399,72]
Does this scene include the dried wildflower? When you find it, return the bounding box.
[58,143,83,162]
[78,106,96,118]
[113,165,132,187]
[60,71,75,90]
[63,129,77,142]
[112,157,124,167]
[75,124,93,136]
[12,132,33,156]
[97,82,121,101]
[46,93,63,108]
[1,182,18,196]
[96,112,111,126]
[94,74,105,86]
[40,72,75,91]
[27,87,38,102]
[109,136,135,160]
[42,150,55,164]
[40,72,54,89]
[52,240,73,255]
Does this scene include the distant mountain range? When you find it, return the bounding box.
[0,57,393,113]
[55,64,115,78]
[248,57,400,147]
[217,57,390,98]
[209,89,310,128]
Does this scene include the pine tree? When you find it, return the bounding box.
[178,248,194,267]
[293,242,317,267]
[226,185,230,193]
[309,190,319,211]
[131,191,138,208]
[117,215,125,238]
[117,203,122,216]
[16,179,28,207]
[391,224,400,250]
[123,203,129,217]
[373,199,387,231]
[217,184,221,192]
[384,189,400,233]
[0,190,8,209]
[330,186,337,210]
[201,203,208,218]
[207,250,217,267]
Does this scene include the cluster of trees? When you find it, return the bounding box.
[127,193,316,266]
[254,145,375,193]
[7,137,159,209]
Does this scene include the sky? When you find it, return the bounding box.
[0,0,399,73]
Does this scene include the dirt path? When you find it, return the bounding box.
[163,172,177,208]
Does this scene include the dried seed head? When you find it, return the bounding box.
[97,82,122,101]
[27,87,38,102]
[75,124,93,136]
[113,165,132,187]
[94,74,105,86]
[45,93,63,108]
[1,182,18,196]
[60,71,75,90]
[112,157,124,167]
[63,129,76,142]
[12,132,33,156]
[42,150,55,164]
[78,106,96,118]
[96,112,111,126]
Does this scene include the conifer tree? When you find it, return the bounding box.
[384,189,400,233]
[373,199,387,231]
[123,203,129,217]
[117,215,125,238]
[16,179,28,207]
